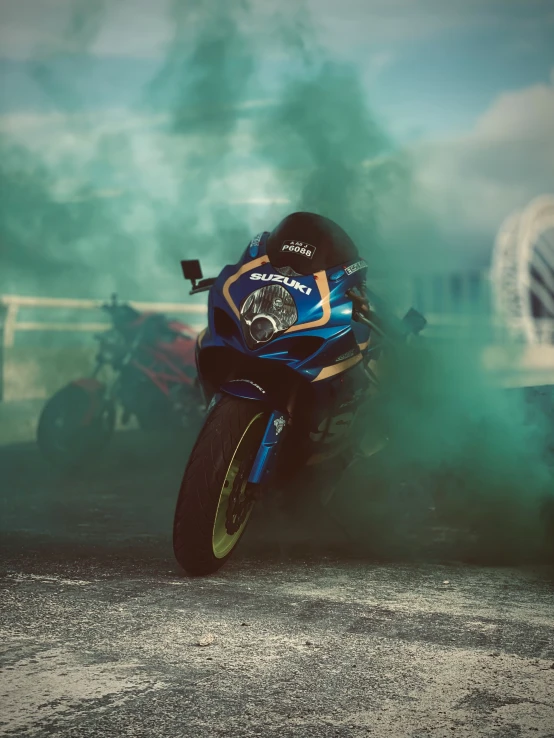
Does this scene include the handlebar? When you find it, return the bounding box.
[347,287,426,343]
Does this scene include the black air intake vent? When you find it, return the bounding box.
[213,308,238,339]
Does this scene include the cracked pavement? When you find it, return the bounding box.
[1,422,553,737]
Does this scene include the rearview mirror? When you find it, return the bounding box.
[180,259,217,295]
[402,307,427,335]
[181,260,203,283]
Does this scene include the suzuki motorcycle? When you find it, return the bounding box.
[172,213,426,575]
[37,294,201,468]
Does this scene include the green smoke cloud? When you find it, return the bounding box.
[245,6,554,562]
[1,0,552,561]
[141,0,256,274]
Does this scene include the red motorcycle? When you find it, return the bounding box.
[37,294,202,467]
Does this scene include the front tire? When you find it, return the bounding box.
[173,395,268,575]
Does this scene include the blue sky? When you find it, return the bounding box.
[312,0,554,139]
[368,21,554,139]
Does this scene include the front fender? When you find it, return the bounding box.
[220,379,269,403]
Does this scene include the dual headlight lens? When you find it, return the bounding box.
[250,315,276,343]
[240,284,298,349]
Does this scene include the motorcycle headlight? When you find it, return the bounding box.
[240,284,298,349]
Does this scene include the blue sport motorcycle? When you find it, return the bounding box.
[172,213,426,575]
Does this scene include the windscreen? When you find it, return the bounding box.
[266,212,359,276]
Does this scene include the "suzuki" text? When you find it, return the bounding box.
[249,273,313,295]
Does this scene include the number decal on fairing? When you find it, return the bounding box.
[280,240,316,260]
[309,412,356,444]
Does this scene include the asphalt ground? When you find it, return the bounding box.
[1,397,554,737]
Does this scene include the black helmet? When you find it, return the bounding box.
[266,212,359,276]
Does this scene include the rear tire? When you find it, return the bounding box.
[173,395,268,575]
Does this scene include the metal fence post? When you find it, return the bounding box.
[0,299,19,402]
[0,302,6,402]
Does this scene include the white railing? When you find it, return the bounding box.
[3,293,554,347]
[1,293,554,401]
[0,294,208,349]
[3,292,554,345]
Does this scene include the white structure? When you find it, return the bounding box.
[491,195,554,343]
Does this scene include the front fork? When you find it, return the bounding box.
[211,379,299,489]
[248,409,288,485]
[205,391,288,487]
[248,379,301,485]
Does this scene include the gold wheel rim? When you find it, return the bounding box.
[212,412,265,559]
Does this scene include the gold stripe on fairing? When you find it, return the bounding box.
[358,340,369,351]
[285,270,331,334]
[222,256,270,319]
[311,353,363,382]
[197,328,207,347]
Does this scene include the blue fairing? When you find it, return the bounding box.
[199,232,371,382]
[196,231,374,486]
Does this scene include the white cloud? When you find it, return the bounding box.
[473,70,554,142]
[409,70,554,241]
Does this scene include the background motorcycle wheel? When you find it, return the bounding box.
[37,384,115,469]
[173,395,268,576]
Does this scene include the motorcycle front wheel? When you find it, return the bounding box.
[173,395,268,575]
